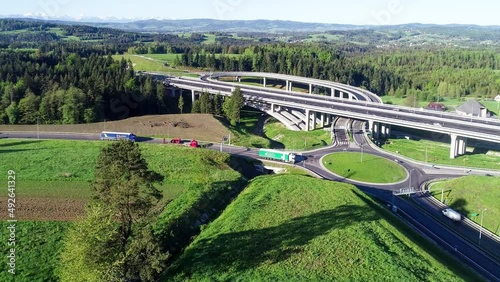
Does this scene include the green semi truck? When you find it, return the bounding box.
[258,149,297,163]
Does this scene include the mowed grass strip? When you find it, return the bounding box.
[430,176,500,233]
[382,138,500,170]
[323,152,406,183]
[165,175,478,281]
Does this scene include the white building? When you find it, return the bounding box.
[456,100,489,118]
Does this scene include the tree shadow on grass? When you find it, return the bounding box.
[0,140,42,148]
[169,203,380,278]
[449,198,471,217]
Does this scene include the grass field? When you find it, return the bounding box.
[304,33,343,42]
[0,138,240,221]
[112,54,199,77]
[227,109,332,151]
[382,138,500,170]
[429,176,500,234]
[264,120,332,151]
[323,152,407,183]
[165,175,478,281]
[0,221,69,282]
[0,138,243,281]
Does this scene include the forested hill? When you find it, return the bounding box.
[2,18,500,47]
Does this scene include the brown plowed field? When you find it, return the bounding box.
[0,197,86,221]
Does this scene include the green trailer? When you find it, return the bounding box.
[259,149,296,163]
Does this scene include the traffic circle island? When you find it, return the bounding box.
[322,152,407,184]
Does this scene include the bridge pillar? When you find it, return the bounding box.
[309,84,313,94]
[458,137,468,156]
[380,124,386,139]
[450,134,459,159]
[320,114,325,127]
[286,80,289,91]
[385,124,392,138]
[310,111,317,130]
[263,77,267,87]
[305,109,310,132]
[191,90,196,103]
[368,120,374,134]
[270,103,275,113]
[331,88,335,98]
[349,94,353,101]
[374,122,380,139]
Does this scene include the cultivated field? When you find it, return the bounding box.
[0,138,240,221]
[0,138,243,281]
[165,174,478,281]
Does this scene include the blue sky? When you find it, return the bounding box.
[3,0,500,25]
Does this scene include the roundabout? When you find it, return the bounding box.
[321,152,407,184]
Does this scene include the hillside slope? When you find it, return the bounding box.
[165,175,478,281]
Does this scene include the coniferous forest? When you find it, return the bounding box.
[0,18,499,125]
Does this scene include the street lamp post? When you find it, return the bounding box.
[409,169,415,189]
[425,144,428,164]
[360,144,363,163]
[479,208,487,246]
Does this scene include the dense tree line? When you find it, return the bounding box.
[0,46,178,124]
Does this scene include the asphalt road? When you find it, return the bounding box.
[1,130,499,281]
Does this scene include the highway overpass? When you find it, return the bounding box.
[148,72,500,159]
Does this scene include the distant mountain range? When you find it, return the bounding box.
[1,15,499,33]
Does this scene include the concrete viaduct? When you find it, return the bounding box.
[145,72,500,159]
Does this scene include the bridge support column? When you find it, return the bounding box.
[309,84,313,94]
[289,81,293,92]
[320,114,325,127]
[263,77,267,87]
[450,134,458,159]
[270,103,275,113]
[331,88,335,98]
[458,137,468,156]
[311,112,316,130]
[385,125,392,138]
[368,120,374,134]
[286,80,289,91]
[191,90,196,103]
[373,122,380,139]
[349,94,353,101]
[380,124,386,139]
[305,109,310,132]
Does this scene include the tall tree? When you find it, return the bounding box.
[231,87,244,123]
[178,94,184,114]
[59,140,168,281]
